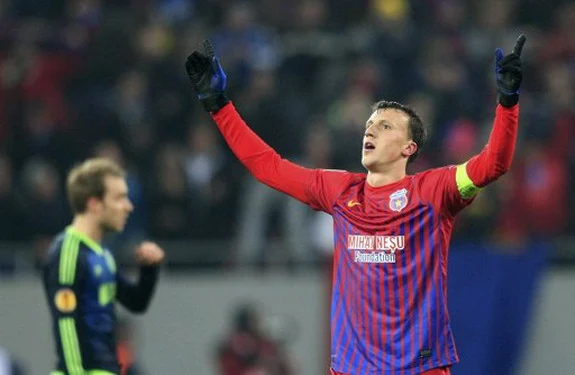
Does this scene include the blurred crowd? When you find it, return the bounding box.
[216,302,294,375]
[0,0,574,265]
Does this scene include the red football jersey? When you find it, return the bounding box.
[211,103,519,375]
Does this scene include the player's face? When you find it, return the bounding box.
[98,176,133,233]
[361,109,416,171]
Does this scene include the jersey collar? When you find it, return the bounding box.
[65,226,104,255]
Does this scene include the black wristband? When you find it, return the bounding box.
[498,92,519,107]
[200,93,230,113]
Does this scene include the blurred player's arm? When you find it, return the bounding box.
[458,35,526,196]
[43,242,88,374]
[184,41,352,213]
[116,242,164,314]
[116,268,158,313]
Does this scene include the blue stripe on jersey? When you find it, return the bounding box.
[332,211,350,368]
[417,205,427,372]
[383,252,392,375]
[331,212,344,332]
[372,256,383,370]
[341,220,356,372]
[437,242,450,362]
[332,267,346,354]
[408,209,417,374]
[358,263,367,373]
[365,255,375,370]
[437,256,446,360]
[375,237,383,372]
[347,220,361,373]
[399,220,409,371]
[428,209,438,369]
[391,226,401,373]
[361,265,371,373]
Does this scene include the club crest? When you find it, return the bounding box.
[389,188,408,212]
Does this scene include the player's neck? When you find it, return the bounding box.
[70,215,104,244]
[366,169,406,188]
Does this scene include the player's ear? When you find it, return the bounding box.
[86,196,103,213]
[402,140,417,159]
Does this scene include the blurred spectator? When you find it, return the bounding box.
[15,157,68,239]
[212,2,279,88]
[303,124,336,261]
[116,319,145,375]
[495,140,569,243]
[0,154,25,240]
[235,119,335,271]
[112,69,149,132]
[148,143,192,239]
[235,179,308,270]
[216,302,294,375]
[183,119,237,239]
[0,0,572,262]
[0,347,26,375]
[326,83,375,171]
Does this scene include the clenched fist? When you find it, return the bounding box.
[135,241,165,266]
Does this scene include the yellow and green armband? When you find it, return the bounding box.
[455,163,481,199]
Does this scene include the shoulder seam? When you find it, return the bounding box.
[330,172,359,212]
[58,235,82,285]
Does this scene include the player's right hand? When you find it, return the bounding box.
[135,241,165,266]
[185,40,230,113]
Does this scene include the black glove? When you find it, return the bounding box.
[495,34,526,107]
[185,40,229,113]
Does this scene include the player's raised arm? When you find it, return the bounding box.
[116,242,164,314]
[184,40,353,213]
[462,35,526,192]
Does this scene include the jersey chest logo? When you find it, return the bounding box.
[389,188,408,212]
[347,235,405,264]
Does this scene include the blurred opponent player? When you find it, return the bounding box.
[43,158,164,375]
[184,35,525,375]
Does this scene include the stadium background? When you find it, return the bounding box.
[0,0,574,374]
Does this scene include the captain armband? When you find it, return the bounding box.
[455,163,481,199]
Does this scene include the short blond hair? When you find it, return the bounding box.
[67,158,126,214]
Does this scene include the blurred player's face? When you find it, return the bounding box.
[97,176,133,233]
[361,109,417,171]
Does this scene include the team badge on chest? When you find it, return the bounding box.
[389,188,408,212]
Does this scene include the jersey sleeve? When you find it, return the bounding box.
[418,165,477,216]
[305,169,357,213]
[43,237,87,374]
[419,104,519,216]
[211,102,354,213]
[465,104,519,187]
[116,266,160,313]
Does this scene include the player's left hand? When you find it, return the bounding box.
[135,241,165,266]
[495,34,526,107]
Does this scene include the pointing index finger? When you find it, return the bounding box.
[513,34,526,57]
[203,39,215,59]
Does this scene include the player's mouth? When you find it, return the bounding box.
[364,141,375,151]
